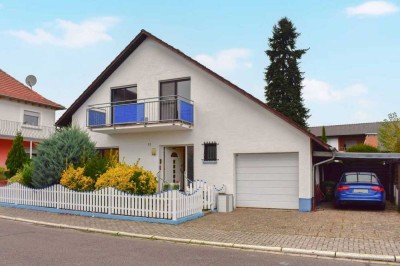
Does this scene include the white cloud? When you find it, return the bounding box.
[8,16,120,48]
[303,79,368,102]
[346,1,398,16]
[353,110,374,122]
[194,48,252,72]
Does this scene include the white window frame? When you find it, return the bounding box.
[23,110,41,127]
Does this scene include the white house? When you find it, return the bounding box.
[0,69,64,167]
[56,30,330,212]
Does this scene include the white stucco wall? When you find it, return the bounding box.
[71,38,314,202]
[327,137,339,150]
[0,98,56,127]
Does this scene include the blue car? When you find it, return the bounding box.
[334,172,385,210]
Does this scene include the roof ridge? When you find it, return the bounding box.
[310,121,382,128]
[0,69,65,110]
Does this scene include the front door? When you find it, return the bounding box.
[163,147,185,186]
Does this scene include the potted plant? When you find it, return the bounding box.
[163,184,170,191]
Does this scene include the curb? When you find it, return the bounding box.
[0,215,398,263]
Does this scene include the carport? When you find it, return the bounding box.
[313,151,400,207]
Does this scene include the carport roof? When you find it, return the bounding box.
[313,151,400,160]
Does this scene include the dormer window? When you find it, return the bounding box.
[23,111,40,126]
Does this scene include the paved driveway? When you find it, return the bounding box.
[184,203,400,241]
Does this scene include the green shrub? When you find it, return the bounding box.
[5,132,29,177]
[83,154,116,181]
[31,126,96,188]
[346,143,380,153]
[7,162,33,186]
[20,162,33,187]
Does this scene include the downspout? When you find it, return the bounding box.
[312,147,336,210]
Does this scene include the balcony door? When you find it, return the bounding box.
[160,79,190,122]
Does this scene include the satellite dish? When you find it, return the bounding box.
[25,75,37,89]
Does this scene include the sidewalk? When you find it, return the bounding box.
[1,205,400,260]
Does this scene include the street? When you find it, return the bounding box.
[0,219,377,266]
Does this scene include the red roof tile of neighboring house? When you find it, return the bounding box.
[0,69,65,110]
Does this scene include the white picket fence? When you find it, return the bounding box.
[0,183,203,221]
[186,180,226,210]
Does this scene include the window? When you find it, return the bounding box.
[97,148,119,161]
[23,111,40,126]
[203,142,218,162]
[342,173,378,184]
[111,86,137,103]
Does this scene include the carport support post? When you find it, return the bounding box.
[312,149,335,210]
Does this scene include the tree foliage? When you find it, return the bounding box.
[6,132,29,177]
[378,112,400,152]
[31,126,96,188]
[321,126,327,143]
[265,17,310,128]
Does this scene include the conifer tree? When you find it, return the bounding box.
[321,126,327,143]
[6,132,29,177]
[31,127,96,188]
[265,17,310,128]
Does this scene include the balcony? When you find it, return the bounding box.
[86,96,194,134]
[0,119,55,140]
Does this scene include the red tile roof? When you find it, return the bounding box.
[0,69,64,110]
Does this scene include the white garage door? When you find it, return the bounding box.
[236,153,299,209]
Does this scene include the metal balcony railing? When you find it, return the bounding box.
[86,95,194,128]
[0,119,55,140]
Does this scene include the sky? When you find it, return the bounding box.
[0,0,399,126]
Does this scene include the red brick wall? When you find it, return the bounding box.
[364,134,378,148]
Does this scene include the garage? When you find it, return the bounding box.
[236,153,299,209]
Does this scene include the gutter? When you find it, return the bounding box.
[312,147,336,210]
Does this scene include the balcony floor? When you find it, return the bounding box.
[89,121,193,134]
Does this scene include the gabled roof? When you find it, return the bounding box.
[310,122,381,137]
[56,29,329,150]
[0,69,65,110]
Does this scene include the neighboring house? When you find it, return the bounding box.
[56,30,330,212]
[310,122,381,151]
[0,69,64,167]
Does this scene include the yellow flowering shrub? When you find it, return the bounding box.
[60,165,95,191]
[95,162,157,194]
[8,171,24,185]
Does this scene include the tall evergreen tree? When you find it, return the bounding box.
[6,132,29,177]
[265,17,310,128]
[321,126,327,143]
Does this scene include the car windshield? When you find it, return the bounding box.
[342,173,379,184]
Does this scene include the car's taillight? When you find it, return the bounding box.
[371,186,385,192]
[337,186,350,191]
